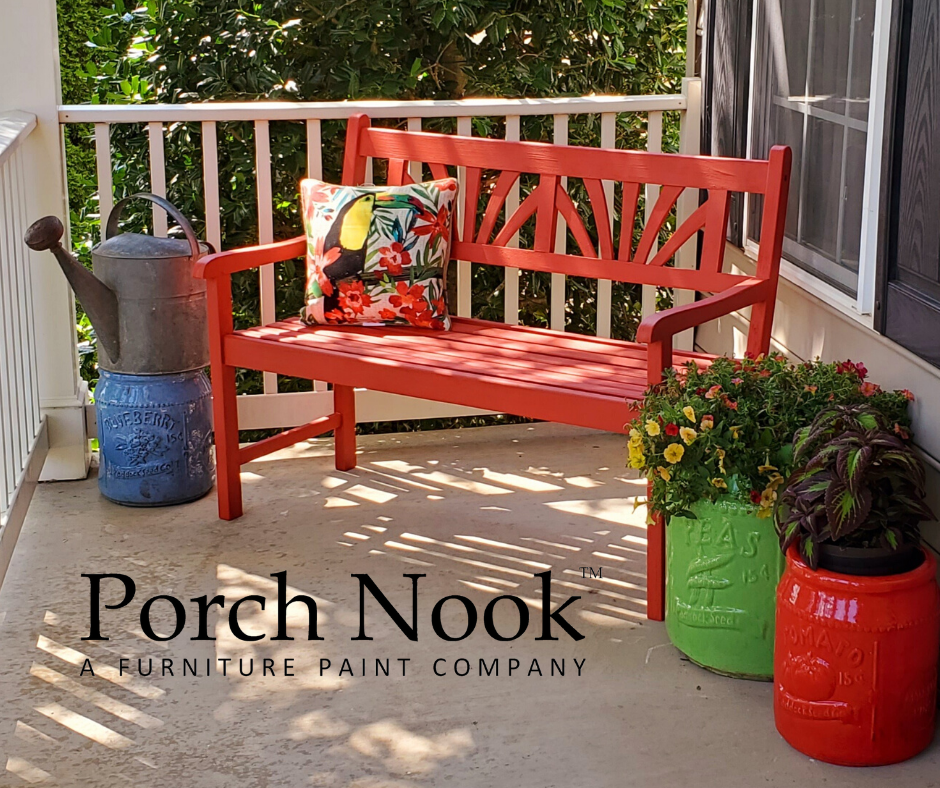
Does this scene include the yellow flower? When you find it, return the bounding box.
[715,447,726,474]
[758,464,778,474]
[645,420,661,437]
[760,487,778,508]
[664,443,685,464]
[700,415,715,431]
[628,442,646,470]
[682,406,696,422]
[679,427,697,445]
[710,477,728,489]
[730,426,741,440]
[629,428,641,441]
[657,466,671,482]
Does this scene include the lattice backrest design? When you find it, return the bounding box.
[343,114,787,291]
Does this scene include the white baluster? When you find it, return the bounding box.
[94,123,113,238]
[201,121,222,252]
[147,121,167,236]
[551,114,568,332]
[643,111,663,319]
[597,112,616,338]
[504,115,521,326]
[456,116,472,318]
[255,120,277,393]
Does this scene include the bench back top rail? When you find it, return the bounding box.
[342,114,791,293]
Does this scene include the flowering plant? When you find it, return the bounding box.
[628,353,913,521]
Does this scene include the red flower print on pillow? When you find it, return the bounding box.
[412,205,450,244]
[389,282,428,312]
[302,182,338,222]
[377,242,412,276]
[324,308,351,324]
[403,307,444,330]
[338,280,372,316]
[310,234,340,296]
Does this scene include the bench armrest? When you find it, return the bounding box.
[194,235,307,279]
[637,277,775,386]
[636,277,773,345]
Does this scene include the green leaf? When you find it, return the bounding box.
[824,480,872,540]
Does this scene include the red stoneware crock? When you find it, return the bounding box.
[774,545,940,766]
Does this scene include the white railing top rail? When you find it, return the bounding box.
[58,93,687,123]
[0,112,37,169]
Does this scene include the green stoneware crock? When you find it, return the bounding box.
[666,497,784,680]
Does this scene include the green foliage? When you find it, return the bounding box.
[629,353,914,522]
[776,404,933,568]
[58,0,689,403]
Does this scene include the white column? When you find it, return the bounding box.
[0,0,89,480]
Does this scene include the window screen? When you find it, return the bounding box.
[748,0,875,296]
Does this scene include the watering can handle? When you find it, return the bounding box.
[106,193,203,261]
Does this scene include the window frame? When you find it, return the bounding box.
[742,0,894,328]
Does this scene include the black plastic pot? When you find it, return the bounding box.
[817,542,924,576]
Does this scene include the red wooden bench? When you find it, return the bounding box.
[194,114,791,622]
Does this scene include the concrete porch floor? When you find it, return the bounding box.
[0,422,937,787]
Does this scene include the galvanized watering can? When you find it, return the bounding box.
[26,193,211,374]
[25,195,215,506]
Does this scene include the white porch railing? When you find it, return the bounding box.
[59,78,701,431]
[0,111,48,575]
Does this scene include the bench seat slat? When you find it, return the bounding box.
[445,319,714,365]
[237,320,644,399]
[227,335,640,434]
[242,323,644,397]
[228,318,715,431]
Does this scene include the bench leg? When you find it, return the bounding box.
[213,362,243,520]
[333,385,357,471]
[646,481,666,621]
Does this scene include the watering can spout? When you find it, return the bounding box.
[24,215,122,364]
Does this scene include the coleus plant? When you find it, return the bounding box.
[776,405,934,568]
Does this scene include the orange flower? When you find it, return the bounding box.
[309,233,340,296]
[860,381,882,397]
[389,281,428,311]
[324,308,350,324]
[338,280,372,315]
[403,307,444,329]
[377,242,412,276]
[412,205,450,243]
[317,270,334,297]
[302,182,337,221]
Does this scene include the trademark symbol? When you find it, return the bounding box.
[579,566,602,579]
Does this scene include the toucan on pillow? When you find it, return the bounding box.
[299,177,457,329]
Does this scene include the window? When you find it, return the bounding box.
[747,0,877,297]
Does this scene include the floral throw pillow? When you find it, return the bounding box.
[300,178,457,329]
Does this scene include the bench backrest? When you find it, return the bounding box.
[342,114,791,295]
